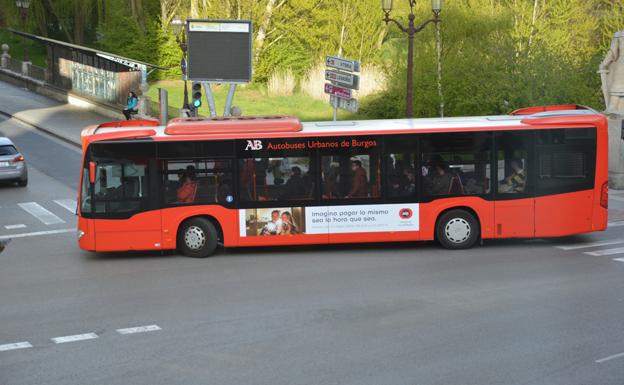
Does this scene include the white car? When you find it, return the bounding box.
[0,137,28,187]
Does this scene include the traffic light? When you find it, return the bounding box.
[191,82,202,110]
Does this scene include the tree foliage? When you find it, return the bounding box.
[0,0,623,117]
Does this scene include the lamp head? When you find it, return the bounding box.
[381,0,393,14]
[171,15,183,36]
[432,0,443,12]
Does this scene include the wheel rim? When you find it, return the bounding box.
[445,218,471,244]
[184,225,206,250]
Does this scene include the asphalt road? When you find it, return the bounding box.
[2,115,624,385]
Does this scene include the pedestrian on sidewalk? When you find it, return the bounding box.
[123,91,139,120]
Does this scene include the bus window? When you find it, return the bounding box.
[385,135,417,199]
[321,154,381,200]
[422,132,491,196]
[90,143,154,216]
[535,128,596,195]
[495,131,531,194]
[162,159,233,205]
[239,156,314,202]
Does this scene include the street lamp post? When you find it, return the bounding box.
[15,0,30,62]
[171,16,190,111]
[382,0,442,118]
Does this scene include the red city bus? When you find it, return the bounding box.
[76,105,608,258]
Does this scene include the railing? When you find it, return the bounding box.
[28,64,47,82]
[2,57,47,82]
[6,57,22,74]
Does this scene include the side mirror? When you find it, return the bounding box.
[89,161,96,184]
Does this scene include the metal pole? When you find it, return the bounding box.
[183,80,189,109]
[202,82,217,118]
[159,88,168,125]
[20,9,27,62]
[406,13,415,119]
[435,14,444,118]
[224,84,237,116]
[333,96,338,121]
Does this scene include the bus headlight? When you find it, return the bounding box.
[77,230,85,240]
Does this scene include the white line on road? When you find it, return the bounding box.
[18,202,64,225]
[53,199,76,213]
[116,324,162,335]
[0,342,32,352]
[608,221,624,228]
[557,239,624,250]
[585,247,624,257]
[0,228,74,241]
[596,351,624,363]
[4,224,26,230]
[613,258,624,263]
[51,333,98,344]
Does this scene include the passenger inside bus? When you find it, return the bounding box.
[176,166,198,203]
[346,159,368,198]
[499,158,526,193]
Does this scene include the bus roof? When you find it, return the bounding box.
[81,105,606,147]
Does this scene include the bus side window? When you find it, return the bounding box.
[239,156,314,202]
[321,154,381,200]
[495,132,531,194]
[385,135,417,199]
[162,159,233,205]
[422,132,491,197]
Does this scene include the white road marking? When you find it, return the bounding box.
[18,202,64,225]
[0,228,74,241]
[116,324,162,335]
[596,351,624,363]
[0,342,32,352]
[51,333,98,344]
[4,224,26,230]
[585,247,624,257]
[53,199,76,213]
[557,239,624,250]
[608,221,624,228]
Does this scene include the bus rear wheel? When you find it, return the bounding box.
[435,209,479,249]
[178,218,218,258]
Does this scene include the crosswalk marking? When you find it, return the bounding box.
[53,199,76,213]
[585,247,624,257]
[613,258,624,263]
[557,239,624,251]
[17,202,64,225]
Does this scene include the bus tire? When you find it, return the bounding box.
[435,209,479,249]
[178,218,218,258]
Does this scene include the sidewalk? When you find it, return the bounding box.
[0,80,121,146]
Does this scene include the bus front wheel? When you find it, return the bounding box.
[435,209,479,249]
[178,218,218,258]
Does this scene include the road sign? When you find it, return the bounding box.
[330,95,358,113]
[325,69,359,90]
[325,56,360,73]
[324,83,352,99]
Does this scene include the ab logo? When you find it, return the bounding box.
[245,140,263,151]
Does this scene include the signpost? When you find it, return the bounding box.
[324,55,360,121]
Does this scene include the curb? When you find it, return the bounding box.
[0,110,81,149]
